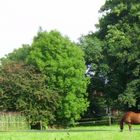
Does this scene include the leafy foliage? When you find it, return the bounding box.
[0,30,89,126]
[27,30,89,125]
[79,34,108,116]
[80,0,140,114]
[0,63,60,128]
[99,0,140,109]
[0,44,31,64]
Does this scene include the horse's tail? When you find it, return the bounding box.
[120,118,124,132]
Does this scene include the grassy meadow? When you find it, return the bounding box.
[0,125,140,140]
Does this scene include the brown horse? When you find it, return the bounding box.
[120,111,140,132]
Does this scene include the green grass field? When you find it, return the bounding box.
[0,125,140,140]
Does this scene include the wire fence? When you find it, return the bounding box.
[75,116,121,126]
[0,112,121,131]
[0,112,29,131]
[0,122,30,131]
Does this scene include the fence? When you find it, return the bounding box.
[0,112,121,131]
[0,112,29,131]
[75,116,121,126]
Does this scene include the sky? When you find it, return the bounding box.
[0,0,106,58]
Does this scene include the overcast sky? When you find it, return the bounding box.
[0,0,106,58]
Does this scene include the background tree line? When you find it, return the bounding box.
[0,0,140,128]
[79,0,140,117]
[0,30,89,128]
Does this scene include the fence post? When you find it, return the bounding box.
[40,121,43,130]
[108,115,111,126]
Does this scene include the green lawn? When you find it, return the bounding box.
[0,125,140,140]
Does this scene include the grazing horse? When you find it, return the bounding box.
[120,111,140,132]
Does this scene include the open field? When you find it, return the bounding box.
[0,125,140,140]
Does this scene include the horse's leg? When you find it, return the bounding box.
[128,123,132,132]
[120,119,124,132]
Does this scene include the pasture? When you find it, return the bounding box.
[0,125,140,140]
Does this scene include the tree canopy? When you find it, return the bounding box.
[27,30,89,125]
[0,30,89,127]
[1,0,140,127]
[79,0,140,114]
[0,62,60,128]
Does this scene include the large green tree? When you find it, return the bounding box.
[99,0,140,109]
[26,30,89,125]
[80,0,140,114]
[0,62,60,129]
